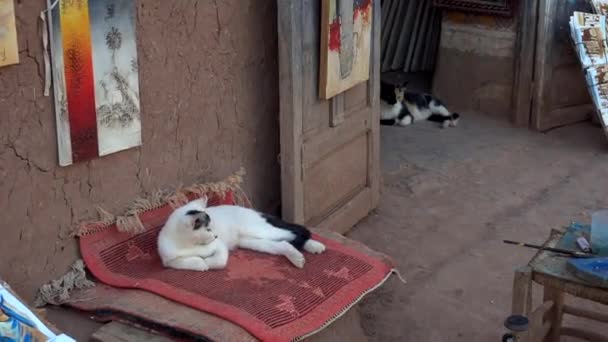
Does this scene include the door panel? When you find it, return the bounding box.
[277,0,380,234]
[304,134,369,225]
[345,83,368,112]
[532,0,593,130]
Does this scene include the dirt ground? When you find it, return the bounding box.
[45,113,608,341]
[347,113,608,341]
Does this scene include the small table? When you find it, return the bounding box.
[509,228,608,342]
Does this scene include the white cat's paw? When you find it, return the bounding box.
[304,240,326,254]
[286,250,306,269]
[166,256,210,272]
[442,120,450,129]
[450,119,459,127]
[193,258,210,272]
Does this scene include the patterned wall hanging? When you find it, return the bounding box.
[47,0,142,166]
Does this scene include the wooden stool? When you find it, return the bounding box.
[508,230,608,342]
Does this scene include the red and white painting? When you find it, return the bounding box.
[319,0,373,99]
[48,0,141,166]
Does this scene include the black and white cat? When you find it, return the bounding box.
[158,196,326,272]
[380,81,460,128]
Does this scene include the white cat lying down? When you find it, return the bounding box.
[157,196,327,272]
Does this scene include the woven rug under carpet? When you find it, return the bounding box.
[78,191,395,342]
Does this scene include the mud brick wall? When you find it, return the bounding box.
[0,0,280,300]
[433,11,518,118]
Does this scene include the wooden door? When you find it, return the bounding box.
[277,0,381,234]
[531,0,594,131]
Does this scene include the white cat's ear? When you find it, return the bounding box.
[193,195,208,209]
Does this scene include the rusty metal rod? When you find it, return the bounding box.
[503,240,595,258]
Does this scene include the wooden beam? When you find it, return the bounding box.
[560,327,608,342]
[369,0,381,210]
[330,95,346,127]
[511,266,533,316]
[277,0,305,223]
[563,305,608,324]
[511,0,538,127]
[91,322,174,342]
[542,287,564,342]
[531,0,555,130]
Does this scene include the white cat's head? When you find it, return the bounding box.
[394,81,408,102]
[162,196,216,244]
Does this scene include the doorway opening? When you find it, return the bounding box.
[380,0,441,93]
[379,0,521,126]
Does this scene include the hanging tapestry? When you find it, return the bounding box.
[47,0,142,166]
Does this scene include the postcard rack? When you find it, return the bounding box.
[569,3,608,139]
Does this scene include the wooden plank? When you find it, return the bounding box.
[563,305,608,324]
[304,134,369,223]
[533,272,608,306]
[302,111,370,167]
[345,83,368,112]
[91,322,174,342]
[278,0,305,223]
[369,0,381,209]
[331,94,345,127]
[316,187,373,234]
[542,104,594,131]
[528,300,554,341]
[302,0,330,136]
[531,0,555,131]
[511,0,538,127]
[532,0,593,130]
[542,286,564,342]
[560,327,608,342]
[511,266,533,316]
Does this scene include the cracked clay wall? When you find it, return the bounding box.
[0,1,280,301]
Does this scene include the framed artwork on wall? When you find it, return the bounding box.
[47,0,142,166]
[319,0,374,99]
[433,0,516,17]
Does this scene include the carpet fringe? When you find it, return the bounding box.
[33,259,95,308]
[73,167,251,236]
[392,268,407,285]
[39,169,250,307]
[292,269,402,341]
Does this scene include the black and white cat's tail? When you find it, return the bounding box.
[260,213,326,254]
[380,119,398,126]
[427,112,460,128]
[261,213,310,249]
[427,99,460,128]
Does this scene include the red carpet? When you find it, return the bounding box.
[79,192,393,341]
